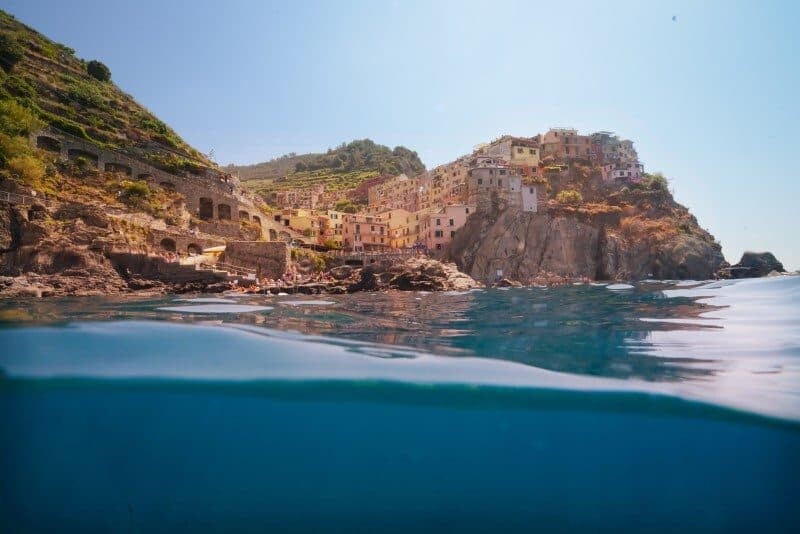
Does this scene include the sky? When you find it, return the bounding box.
[5,0,800,269]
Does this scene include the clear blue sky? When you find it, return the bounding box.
[5,0,800,269]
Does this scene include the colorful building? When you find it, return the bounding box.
[420,204,476,254]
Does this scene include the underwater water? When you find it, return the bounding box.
[1,276,799,531]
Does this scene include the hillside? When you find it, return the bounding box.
[0,11,284,297]
[228,139,425,204]
[0,10,211,172]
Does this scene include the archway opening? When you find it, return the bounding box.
[67,149,99,167]
[218,204,232,220]
[199,198,214,220]
[36,136,61,152]
[160,238,177,252]
[238,210,249,221]
[268,228,277,241]
[252,215,261,226]
[187,243,202,255]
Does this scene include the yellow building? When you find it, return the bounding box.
[510,139,540,167]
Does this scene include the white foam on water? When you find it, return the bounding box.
[607,283,635,290]
[157,304,273,314]
[281,300,335,306]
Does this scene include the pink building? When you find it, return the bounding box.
[420,204,476,254]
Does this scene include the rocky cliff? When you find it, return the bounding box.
[448,195,725,284]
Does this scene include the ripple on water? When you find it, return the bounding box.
[177,298,238,304]
[607,283,635,290]
[281,300,335,306]
[157,304,273,314]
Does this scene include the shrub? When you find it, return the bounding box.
[0,132,31,163]
[3,74,35,99]
[120,180,151,200]
[0,33,24,72]
[40,112,89,139]
[555,189,583,206]
[646,172,669,191]
[67,80,106,108]
[8,154,45,184]
[0,99,41,136]
[86,60,111,82]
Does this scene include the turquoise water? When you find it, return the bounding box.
[1,277,799,531]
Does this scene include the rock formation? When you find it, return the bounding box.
[447,203,725,284]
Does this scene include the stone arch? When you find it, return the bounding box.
[252,215,262,226]
[278,231,292,243]
[268,228,277,241]
[67,148,99,167]
[137,173,153,181]
[159,182,176,192]
[217,203,232,220]
[187,243,202,255]
[104,162,132,176]
[199,197,214,220]
[36,136,61,152]
[238,210,249,221]
[159,238,176,252]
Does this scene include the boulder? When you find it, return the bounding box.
[730,252,785,278]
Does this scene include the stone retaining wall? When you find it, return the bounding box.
[222,241,289,279]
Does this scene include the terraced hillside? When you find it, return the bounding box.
[229,139,425,204]
[0,10,211,173]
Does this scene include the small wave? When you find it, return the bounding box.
[157,305,273,314]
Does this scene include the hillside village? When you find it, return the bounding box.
[260,128,647,256]
[0,9,735,295]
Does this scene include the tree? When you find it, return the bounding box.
[0,33,24,72]
[555,189,583,206]
[646,172,669,191]
[86,60,111,82]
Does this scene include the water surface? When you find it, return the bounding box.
[1,276,798,531]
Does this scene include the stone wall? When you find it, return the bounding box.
[222,241,289,279]
[30,127,285,236]
[149,229,225,254]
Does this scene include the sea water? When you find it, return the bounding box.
[1,276,798,531]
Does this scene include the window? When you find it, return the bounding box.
[489,169,494,175]
[477,178,483,185]
[449,219,454,226]
[436,219,441,226]
[529,148,535,155]
[499,169,506,175]
[371,225,375,231]
[498,180,502,187]
[355,224,360,233]
[434,230,443,238]
[436,244,442,250]
[450,231,456,238]
[517,147,523,154]
[529,188,534,193]
[466,207,470,214]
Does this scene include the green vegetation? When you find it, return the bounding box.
[645,172,669,191]
[0,32,22,72]
[555,189,583,206]
[294,139,424,176]
[119,180,151,200]
[333,199,359,213]
[0,9,210,168]
[234,139,424,205]
[86,60,111,82]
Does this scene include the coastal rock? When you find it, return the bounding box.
[729,252,785,278]
[448,206,725,283]
[339,257,482,293]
